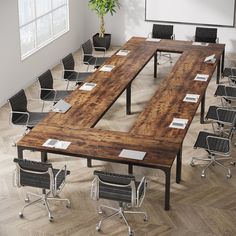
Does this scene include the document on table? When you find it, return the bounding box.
[192,42,209,46]
[52,99,71,113]
[169,118,188,129]
[99,65,115,72]
[119,149,146,160]
[183,94,200,103]
[42,139,71,149]
[146,38,161,42]
[194,74,209,82]
[79,82,97,91]
[204,54,216,64]
[116,50,130,56]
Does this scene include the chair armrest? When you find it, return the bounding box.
[216,37,219,43]
[171,34,175,40]
[136,177,147,207]
[10,111,30,126]
[206,135,231,156]
[147,32,152,38]
[93,46,106,57]
[40,88,58,102]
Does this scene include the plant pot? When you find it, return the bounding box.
[92,33,111,51]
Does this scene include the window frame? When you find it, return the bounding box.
[18,0,70,60]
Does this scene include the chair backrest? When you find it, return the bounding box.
[38,70,54,99]
[62,53,76,79]
[195,27,217,43]
[92,170,136,204]
[13,158,53,190]
[8,89,28,124]
[152,24,174,39]
[82,39,93,63]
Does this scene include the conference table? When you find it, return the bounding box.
[17,37,225,210]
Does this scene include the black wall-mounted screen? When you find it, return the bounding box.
[145,0,236,27]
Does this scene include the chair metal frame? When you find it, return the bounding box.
[13,159,70,222]
[91,171,147,236]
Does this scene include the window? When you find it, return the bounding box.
[18,0,69,59]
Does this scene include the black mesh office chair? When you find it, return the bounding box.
[38,70,73,111]
[13,158,70,221]
[222,67,236,85]
[62,53,92,89]
[190,116,236,178]
[149,24,175,63]
[91,170,147,236]
[81,39,110,69]
[206,106,236,135]
[214,85,236,108]
[8,89,48,130]
[195,27,218,43]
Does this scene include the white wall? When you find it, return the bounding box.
[83,0,236,52]
[0,0,85,107]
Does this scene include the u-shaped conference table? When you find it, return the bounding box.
[17,37,225,210]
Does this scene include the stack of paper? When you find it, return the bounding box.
[42,139,71,149]
[116,50,130,56]
[52,99,71,113]
[183,94,200,103]
[169,118,188,129]
[99,65,115,72]
[119,149,146,160]
[204,54,216,64]
[192,42,209,46]
[146,38,161,42]
[79,82,96,91]
[194,74,209,82]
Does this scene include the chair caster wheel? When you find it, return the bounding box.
[49,216,53,222]
[227,174,232,178]
[129,230,134,236]
[66,203,71,208]
[201,173,206,178]
[19,212,23,218]
[96,225,101,231]
[24,198,29,203]
[230,161,235,166]
[144,215,148,221]
[190,161,195,167]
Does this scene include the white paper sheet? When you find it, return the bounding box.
[146,38,161,42]
[42,139,71,149]
[183,93,200,103]
[169,118,188,129]
[99,65,115,72]
[79,82,97,91]
[194,74,209,82]
[192,42,209,46]
[116,50,130,56]
[119,149,146,160]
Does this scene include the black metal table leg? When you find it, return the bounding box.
[154,52,157,78]
[164,168,171,210]
[126,82,131,115]
[17,146,24,159]
[176,146,182,183]
[200,92,206,124]
[221,49,225,73]
[87,158,92,167]
[128,164,133,174]
[41,152,48,162]
[217,62,220,84]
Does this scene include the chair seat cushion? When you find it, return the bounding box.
[215,85,236,97]
[41,90,71,102]
[194,131,230,153]
[206,106,236,124]
[222,67,236,78]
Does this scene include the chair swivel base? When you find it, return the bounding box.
[96,204,147,236]
[190,155,235,178]
[19,191,70,222]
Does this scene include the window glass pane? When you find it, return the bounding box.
[18,0,35,25]
[52,0,66,9]
[35,0,51,17]
[20,23,36,56]
[37,15,52,46]
[52,6,67,35]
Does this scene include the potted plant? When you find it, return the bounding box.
[88,0,121,50]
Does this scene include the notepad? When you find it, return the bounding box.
[119,149,146,160]
[116,50,130,56]
[183,94,200,103]
[42,139,71,149]
[169,118,188,129]
[146,38,161,42]
[194,74,209,82]
[52,99,71,113]
[204,54,216,64]
[79,82,97,91]
[192,42,209,46]
[99,65,115,72]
